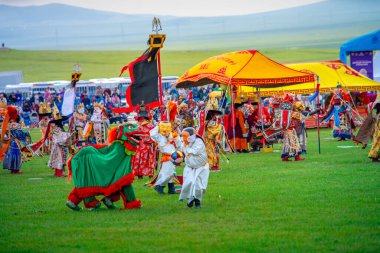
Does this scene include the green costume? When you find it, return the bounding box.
[67,124,142,211]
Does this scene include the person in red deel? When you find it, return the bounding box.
[227,103,248,153]
[131,103,156,179]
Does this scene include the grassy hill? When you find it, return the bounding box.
[0,48,339,82]
[1,0,379,50]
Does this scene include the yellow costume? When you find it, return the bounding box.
[204,110,223,171]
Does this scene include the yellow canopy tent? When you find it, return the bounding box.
[240,60,380,97]
[176,50,314,88]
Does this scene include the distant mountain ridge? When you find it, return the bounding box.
[0,0,379,50]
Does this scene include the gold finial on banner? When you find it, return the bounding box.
[149,17,166,49]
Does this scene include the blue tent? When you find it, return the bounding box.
[340,30,380,63]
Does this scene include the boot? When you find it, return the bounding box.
[282,156,291,162]
[194,199,201,209]
[154,185,165,194]
[187,199,195,208]
[55,169,66,177]
[88,202,101,211]
[66,200,82,211]
[295,155,305,161]
[102,197,117,209]
[210,166,221,172]
[168,183,176,194]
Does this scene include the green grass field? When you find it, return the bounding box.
[0,128,379,252]
[0,49,338,82]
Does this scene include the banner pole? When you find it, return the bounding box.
[157,51,164,119]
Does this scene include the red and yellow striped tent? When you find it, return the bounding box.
[241,60,380,97]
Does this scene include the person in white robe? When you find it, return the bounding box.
[175,127,209,208]
[149,122,177,194]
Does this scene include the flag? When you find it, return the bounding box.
[114,47,161,113]
[61,85,76,117]
[308,83,320,103]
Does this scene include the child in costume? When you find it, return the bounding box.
[175,127,209,208]
[149,121,178,194]
[203,110,223,171]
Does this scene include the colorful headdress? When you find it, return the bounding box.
[1,106,20,142]
[167,101,178,123]
[293,101,305,111]
[137,101,149,119]
[38,102,52,116]
[71,64,82,83]
[206,109,222,121]
[53,103,62,120]
[94,102,103,109]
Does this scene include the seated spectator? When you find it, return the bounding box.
[22,98,32,112]
[44,87,52,104]
[95,86,104,102]
[112,87,119,97]
[104,88,111,97]
[82,94,91,108]
[111,93,120,107]
[170,88,179,100]
[0,93,7,104]
[15,90,22,105]
[199,87,208,101]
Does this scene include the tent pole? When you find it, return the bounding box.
[316,76,321,154]
[229,81,236,153]
[257,87,264,132]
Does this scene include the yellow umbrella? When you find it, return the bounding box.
[176,50,314,88]
[242,60,380,96]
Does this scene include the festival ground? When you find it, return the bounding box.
[0,128,378,252]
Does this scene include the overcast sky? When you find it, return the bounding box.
[0,0,325,17]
